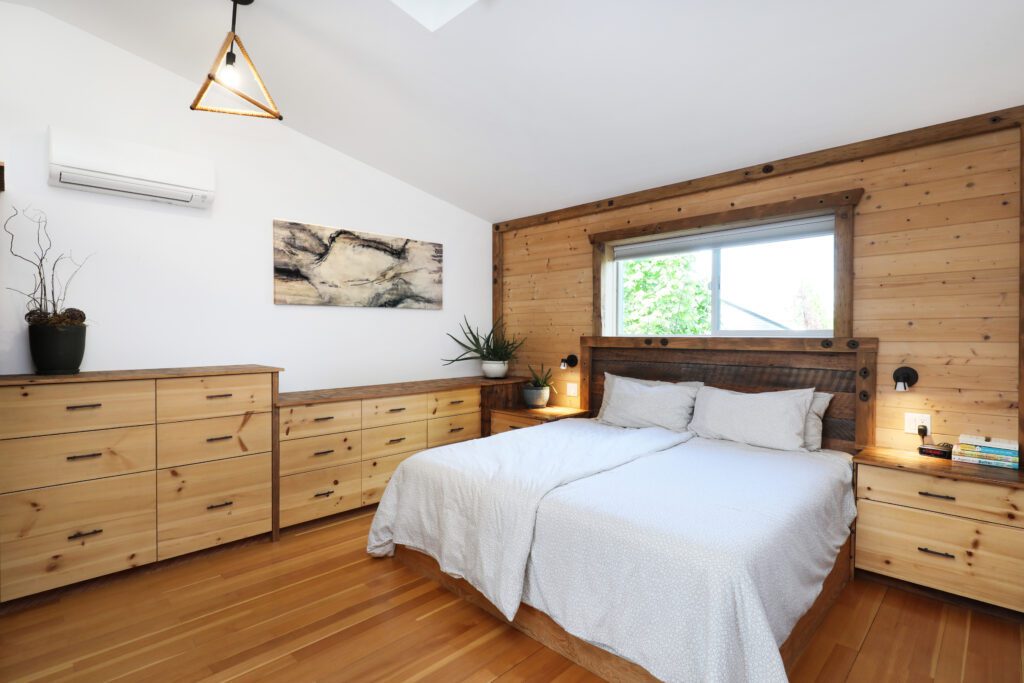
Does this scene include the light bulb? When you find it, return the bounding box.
[218,62,240,88]
[895,381,908,392]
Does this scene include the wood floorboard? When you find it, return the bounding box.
[0,510,1020,682]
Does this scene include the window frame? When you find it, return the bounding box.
[590,189,861,338]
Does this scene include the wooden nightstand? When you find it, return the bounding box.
[489,407,590,435]
[853,447,1024,612]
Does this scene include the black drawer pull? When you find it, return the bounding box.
[206,393,233,400]
[449,400,465,405]
[449,427,465,433]
[917,546,956,559]
[314,490,334,498]
[314,449,335,456]
[509,425,523,430]
[387,437,406,444]
[918,491,956,502]
[206,435,233,443]
[314,416,335,422]
[68,529,103,541]
[387,407,407,413]
[67,452,103,461]
[66,403,102,411]
[207,501,234,510]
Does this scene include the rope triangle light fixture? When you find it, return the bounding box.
[191,0,283,120]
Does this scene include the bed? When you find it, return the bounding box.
[369,336,878,681]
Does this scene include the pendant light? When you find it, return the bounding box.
[191,0,283,120]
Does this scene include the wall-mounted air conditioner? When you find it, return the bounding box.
[48,127,216,209]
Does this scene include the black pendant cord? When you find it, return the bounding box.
[227,1,239,64]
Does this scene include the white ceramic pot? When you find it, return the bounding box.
[481,360,509,378]
[523,386,550,408]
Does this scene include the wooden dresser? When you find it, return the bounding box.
[277,377,524,527]
[0,365,280,601]
[490,406,590,434]
[853,447,1024,612]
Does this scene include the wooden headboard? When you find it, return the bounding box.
[580,337,878,453]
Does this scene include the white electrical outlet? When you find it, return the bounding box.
[904,412,931,435]
[566,382,579,398]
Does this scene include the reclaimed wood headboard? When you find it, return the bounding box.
[580,337,878,453]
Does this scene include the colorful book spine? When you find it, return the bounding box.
[952,454,1019,469]
[957,434,1019,451]
[952,447,1018,463]
[956,443,1019,458]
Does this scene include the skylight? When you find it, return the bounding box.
[388,0,480,32]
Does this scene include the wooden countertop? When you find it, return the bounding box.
[491,406,590,422]
[278,376,528,406]
[0,364,283,386]
[855,446,1023,490]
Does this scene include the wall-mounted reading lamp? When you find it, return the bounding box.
[560,354,578,371]
[893,366,918,392]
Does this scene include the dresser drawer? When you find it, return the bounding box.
[280,432,361,476]
[156,453,271,560]
[858,465,1024,530]
[0,472,156,601]
[280,464,361,527]
[427,412,481,448]
[362,422,427,459]
[428,388,481,419]
[0,425,155,494]
[157,413,271,468]
[0,380,155,440]
[491,412,542,434]
[855,499,1024,612]
[279,401,361,441]
[361,451,418,505]
[156,374,271,423]
[362,394,429,428]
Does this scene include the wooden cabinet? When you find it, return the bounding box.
[0,365,279,601]
[490,406,589,434]
[279,464,361,527]
[854,448,1024,612]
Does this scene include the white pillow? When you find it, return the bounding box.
[804,392,834,451]
[689,386,815,451]
[597,373,700,432]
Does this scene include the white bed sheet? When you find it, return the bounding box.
[522,437,856,683]
[366,418,692,619]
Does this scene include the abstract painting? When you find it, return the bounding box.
[273,220,443,309]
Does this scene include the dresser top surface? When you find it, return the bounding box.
[855,447,1024,489]
[491,406,590,421]
[279,376,528,406]
[0,365,283,386]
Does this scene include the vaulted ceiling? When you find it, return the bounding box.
[12,0,1024,222]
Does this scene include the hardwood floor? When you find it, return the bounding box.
[0,508,1020,682]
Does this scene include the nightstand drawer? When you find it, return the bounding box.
[279,400,361,441]
[427,412,481,447]
[156,374,272,423]
[858,464,1024,529]
[856,499,1024,612]
[491,413,542,434]
[362,395,429,428]
[0,380,155,439]
[157,413,271,468]
[280,432,361,476]
[362,422,427,459]
[361,451,418,505]
[280,464,361,527]
[428,388,481,419]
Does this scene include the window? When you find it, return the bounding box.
[613,214,835,337]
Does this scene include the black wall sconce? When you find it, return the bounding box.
[560,354,579,370]
[893,366,918,392]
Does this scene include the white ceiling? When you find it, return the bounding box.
[389,0,480,32]
[11,0,1024,223]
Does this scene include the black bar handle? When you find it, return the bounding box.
[314,416,335,422]
[509,425,523,430]
[449,427,465,433]
[449,400,465,405]
[387,437,406,444]
[206,435,233,443]
[68,528,103,541]
[918,491,956,501]
[388,407,407,413]
[66,403,102,411]
[206,393,233,400]
[314,449,335,457]
[917,546,956,559]
[207,500,234,510]
[314,490,334,498]
[67,452,103,461]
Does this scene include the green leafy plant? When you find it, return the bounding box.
[527,364,557,393]
[442,316,525,364]
[620,254,710,335]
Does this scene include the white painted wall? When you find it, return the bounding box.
[0,3,493,392]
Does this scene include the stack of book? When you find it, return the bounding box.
[952,434,1019,470]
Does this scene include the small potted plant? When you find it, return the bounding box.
[442,316,525,378]
[4,208,90,375]
[523,364,557,408]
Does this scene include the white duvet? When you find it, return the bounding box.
[522,437,857,682]
[366,419,692,619]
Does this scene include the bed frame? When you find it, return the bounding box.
[397,336,878,680]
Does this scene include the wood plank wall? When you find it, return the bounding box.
[498,129,1020,450]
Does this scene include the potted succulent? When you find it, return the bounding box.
[442,316,525,378]
[4,208,90,375]
[523,364,557,408]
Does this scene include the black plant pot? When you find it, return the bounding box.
[29,324,86,375]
